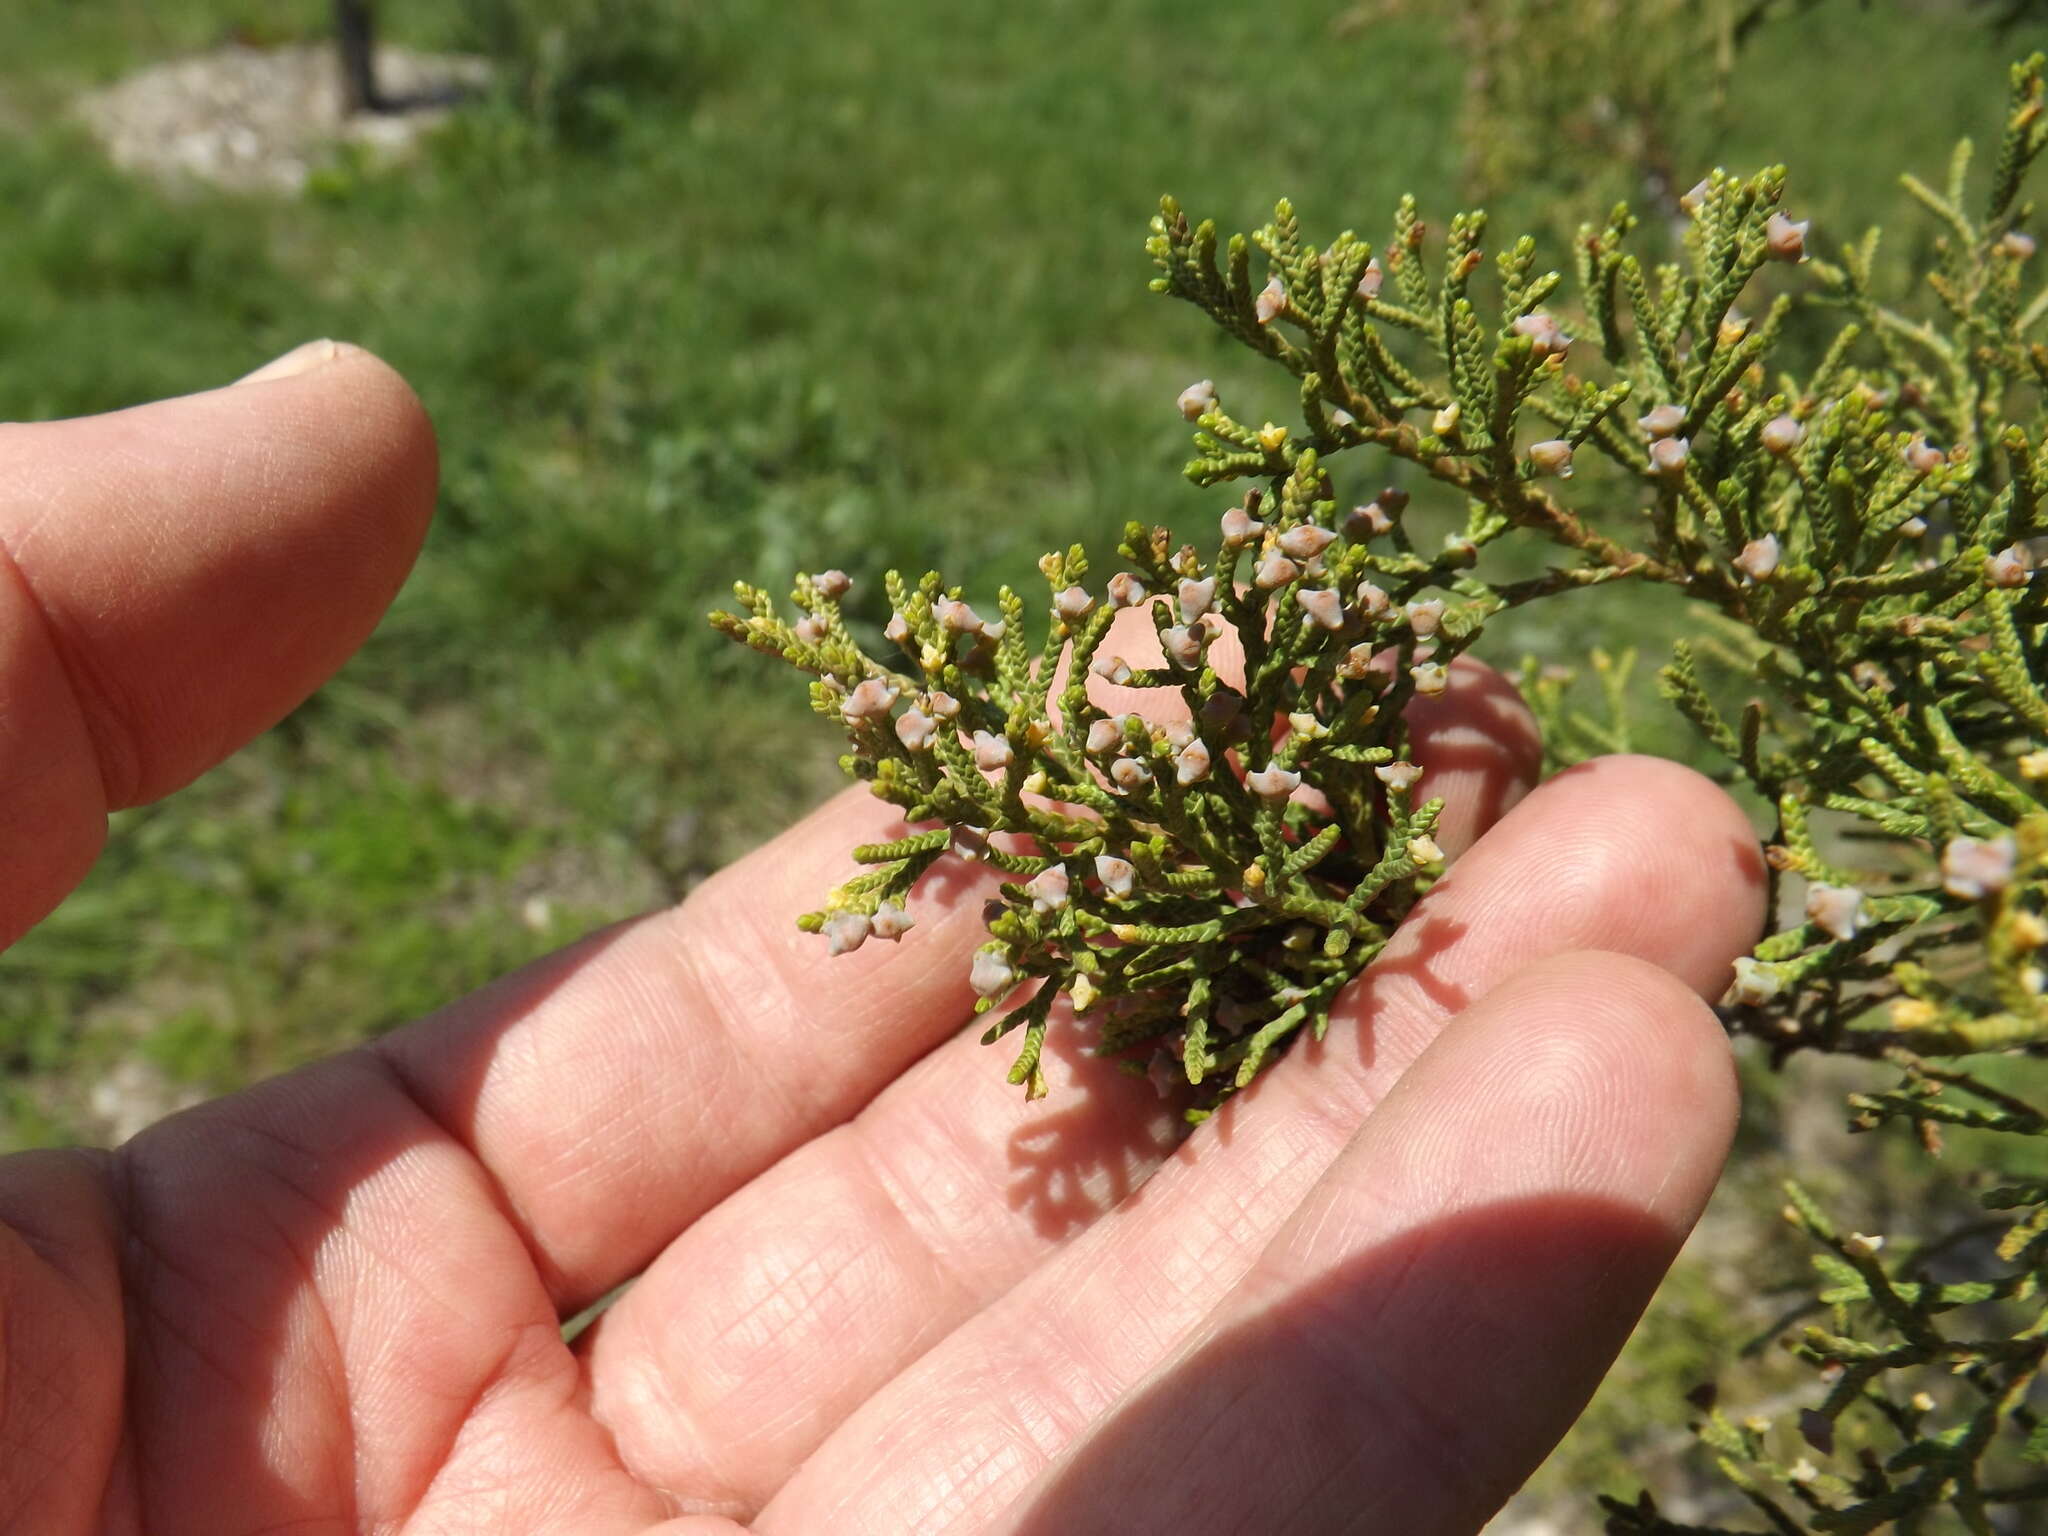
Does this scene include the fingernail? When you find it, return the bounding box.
[235,339,351,386]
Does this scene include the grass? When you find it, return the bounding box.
[1,0,2043,1517]
[4,0,1483,1132]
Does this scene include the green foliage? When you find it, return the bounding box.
[1357,0,1829,218]
[3,0,2045,1518]
[0,129,294,416]
[0,0,1478,1149]
[460,0,713,147]
[719,44,2048,1532]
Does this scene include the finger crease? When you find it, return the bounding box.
[361,1046,576,1304]
[0,527,142,811]
[842,1119,981,1318]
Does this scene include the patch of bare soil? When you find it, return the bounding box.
[74,42,490,196]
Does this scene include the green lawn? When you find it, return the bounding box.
[1,0,2041,1517]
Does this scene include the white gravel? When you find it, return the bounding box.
[75,41,491,196]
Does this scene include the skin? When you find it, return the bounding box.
[0,341,1768,1535]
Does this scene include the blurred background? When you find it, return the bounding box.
[2,0,2044,1523]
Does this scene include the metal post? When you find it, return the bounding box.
[335,0,384,115]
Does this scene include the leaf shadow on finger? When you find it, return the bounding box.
[1212,905,1477,1149]
[1002,1008,1191,1241]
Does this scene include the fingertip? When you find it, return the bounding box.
[233,337,361,387]
[1542,754,1769,990]
[1353,946,1738,1234]
[1484,949,1739,1228]
[147,339,440,794]
[221,340,438,622]
[1429,753,1765,1009]
[0,345,439,943]
[0,341,439,809]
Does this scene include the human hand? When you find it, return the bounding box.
[0,347,1765,1535]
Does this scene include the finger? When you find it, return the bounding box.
[108,1054,679,1533]
[994,950,1736,1536]
[751,757,1764,1533]
[0,1149,126,1535]
[0,341,436,947]
[582,660,1539,1514]
[371,786,1006,1307]
[583,987,1183,1519]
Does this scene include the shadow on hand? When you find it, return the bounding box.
[1006,1192,1678,1536]
[1005,1010,1189,1241]
[1343,904,1481,1034]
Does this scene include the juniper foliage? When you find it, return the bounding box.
[714,53,2048,1529]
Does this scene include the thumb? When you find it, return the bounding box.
[0,340,437,948]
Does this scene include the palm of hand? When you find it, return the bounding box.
[0,348,1763,1535]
